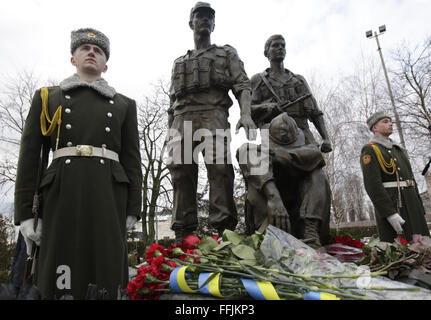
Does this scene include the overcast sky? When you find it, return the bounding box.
[1,0,430,91]
[0,0,430,181]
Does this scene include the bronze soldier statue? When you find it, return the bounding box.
[15,28,142,299]
[239,34,332,248]
[361,111,430,242]
[250,34,332,152]
[167,2,256,241]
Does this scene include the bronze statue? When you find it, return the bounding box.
[251,34,332,152]
[166,2,256,241]
[238,34,332,248]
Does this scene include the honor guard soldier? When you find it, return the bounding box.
[361,111,429,242]
[167,2,257,241]
[14,28,143,299]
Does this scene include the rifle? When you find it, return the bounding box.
[422,158,431,176]
[22,142,49,285]
[252,93,313,126]
[276,93,313,112]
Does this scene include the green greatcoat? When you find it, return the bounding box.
[14,75,142,299]
[360,136,429,242]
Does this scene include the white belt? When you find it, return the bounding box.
[383,180,415,188]
[53,145,119,162]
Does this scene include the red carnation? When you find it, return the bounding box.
[182,235,201,250]
[167,243,182,258]
[211,235,221,243]
[148,255,165,277]
[396,235,408,245]
[145,243,167,260]
[127,279,142,300]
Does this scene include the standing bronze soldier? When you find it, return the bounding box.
[251,34,332,151]
[243,34,332,247]
[167,2,256,241]
[361,111,429,242]
[15,28,142,299]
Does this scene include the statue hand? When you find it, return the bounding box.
[236,114,257,141]
[321,139,332,153]
[261,102,279,113]
[126,215,138,231]
[267,198,291,233]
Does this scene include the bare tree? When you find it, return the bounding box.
[137,81,172,246]
[0,71,43,196]
[309,51,387,227]
[391,36,431,178]
[0,212,15,272]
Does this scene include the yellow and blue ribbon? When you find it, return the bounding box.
[169,266,197,294]
[304,291,340,300]
[240,278,280,300]
[198,273,224,298]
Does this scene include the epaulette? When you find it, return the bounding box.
[40,85,59,91]
[174,54,187,63]
[221,44,238,55]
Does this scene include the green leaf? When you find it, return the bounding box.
[197,236,220,254]
[240,259,257,266]
[223,230,245,245]
[213,241,232,252]
[231,244,257,261]
[367,236,382,248]
[250,233,264,249]
[239,262,268,280]
[241,233,263,250]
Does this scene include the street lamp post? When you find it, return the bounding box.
[366,25,406,149]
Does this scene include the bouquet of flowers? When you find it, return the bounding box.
[127,226,431,300]
[356,234,431,280]
[325,234,365,263]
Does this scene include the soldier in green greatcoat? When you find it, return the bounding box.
[14,28,142,299]
[361,111,429,242]
[166,2,256,241]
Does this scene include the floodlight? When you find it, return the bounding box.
[365,30,373,38]
[379,25,386,33]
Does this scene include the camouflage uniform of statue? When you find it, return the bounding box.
[167,2,256,240]
[238,35,332,247]
[237,114,331,247]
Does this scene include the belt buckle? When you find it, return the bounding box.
[76,145,93,157]
[406,180,413,187]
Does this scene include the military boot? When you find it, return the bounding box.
[174,230,185,244]
[302,218,322,249]
[175,229,197,244]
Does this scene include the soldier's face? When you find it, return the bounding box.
[267,39,286,62]
[373,117,393,137]
[71,44,108,76]
[190,10,215,35]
